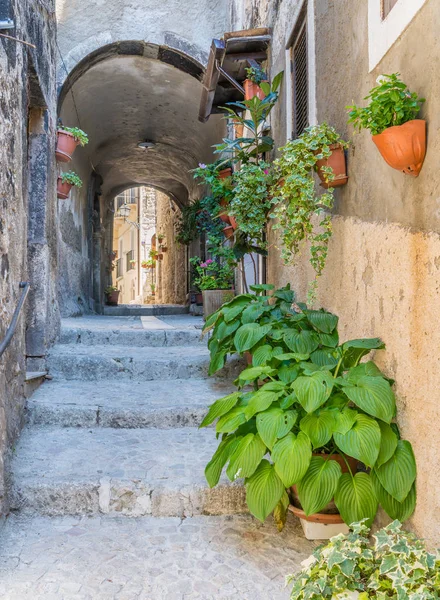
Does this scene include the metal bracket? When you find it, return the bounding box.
[215,60,245,95]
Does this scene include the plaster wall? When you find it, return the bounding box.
[238,0,440,545]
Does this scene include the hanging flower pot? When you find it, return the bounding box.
[57,177,73,199]
[315,144,349,188]
[218,167,232,180]
[223,225,234,239]
[243,79,267,101]
[55,127,89,163]
[372,119,426,177]
[219,198,232,225]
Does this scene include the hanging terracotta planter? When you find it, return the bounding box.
[372,119,426,177]
[57,177,73,199]
[218,167,232,180]
[56,130,80,163]
[315,144,349,188]
[223,225,234,239]
[243,79,267,101]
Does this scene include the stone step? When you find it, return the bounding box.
[10,427,247,517]
[26,379,235,428]
[47,345,242,381]
[0,514,314,599]
[103,304,189,316]
[60,325,205,347]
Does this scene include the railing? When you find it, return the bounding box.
[126,250,134,271]
[116,258,123,279]
[0,282,30,359]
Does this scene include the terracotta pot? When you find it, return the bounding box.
[315,144,349,188]
[372,119,426,177]
[105,290,120,306]
[218,167,232,180]
[244,351,253,365]
[157,253,163,260]
[229,215,238,230]
[57,177,73,199]
[202,289,235,319]
[223,225,235,239]
[243,79,267,101]
[219,198,231,224]
[56,130,80,163]
[195,292,203,306]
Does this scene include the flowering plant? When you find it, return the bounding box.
[190,257,234,291]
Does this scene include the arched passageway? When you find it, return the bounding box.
[56,42,224,314]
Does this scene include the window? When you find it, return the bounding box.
[290,7,308,138]
[382,0,398,19]
[126,249,134,271]
[115,195,125,210]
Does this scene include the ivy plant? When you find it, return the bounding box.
[60,171,83,187]
[288,520,440,599]
[270,123,349,301]
[59,126,89,146]
[201,291,416,530]
[347,73,425,135]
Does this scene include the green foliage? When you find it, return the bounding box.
[201,289,416,529]
[104,286,118,294]
[270,123,348,302]
[288,520,440,599]
[347,73,425,135]
[190,256,234,291]
[245,65,266,85]
[60,126,89,146]
[175,200,201,245]
[60,171,83,187]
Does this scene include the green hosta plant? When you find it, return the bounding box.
[347,73,425,135]
[201,300,416,530]
[288,520,440,599]
[59,126,89,146]
[60,171,83,188]
[270,123,349,301]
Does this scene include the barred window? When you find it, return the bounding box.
[290,8,308,138]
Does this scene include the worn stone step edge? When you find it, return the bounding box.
[59,328,205,347]
[9,479,247,518]
[103,305,189,316]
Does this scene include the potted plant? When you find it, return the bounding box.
[57,171,83,199]
[142,259,155,269]
[150,283,156,296]
[347,73,426,176]
[243,65,268,100]
[288,520,440,599]
[190,256,235,318]
[270,123,349,302]
[56,126,89,163]
[105,285,119,306]
[200,295,417,539]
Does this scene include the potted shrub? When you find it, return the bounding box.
[105,286,119,306]
[288,520,440,599]
[200,294,417,539]
[142,259,155,269]
[243,65,267,100]
[347,73,426,176]
[270,123,349,302]
[190,256,235,318]
[56,126,88,163]
[57,171,83,199]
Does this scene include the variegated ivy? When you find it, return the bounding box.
[288,520,440,599]
[201,287,417,530]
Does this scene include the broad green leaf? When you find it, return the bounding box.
[202,311,221,334]
[216,407,247,433]
[304,310,338,333]
[245,459,285,521]
[333,407,358,434]
[347,361,385,381]
[226,433,267,480]
[376,421,398,468]
[200,392,241,428]
[334,472,378,526]
[251,345,274,366]
[273,490,290,531]
[292,371,334,413]
[300,409,335,449]
[318,330,339,348]
[273,288,295,302]
[223,304,246,323]
[256,408,296,449]
[205,435,241,487]
[375,440,417,502]
[278,363,301,384]
[244,390,279,420]
[279,393,297,410]
[241,303,267,324]
[258,381,286,392]
[310,349,338,368]
[344,376,396,423]
[272,432,312,487]
[274,352,309,362]
[237,365,274,383]
[284,330,319,355]
[214,319,240,341]
[371,470,416,522]
[234,323,272,352]
[334,413,381,468]
[297,456,342,516]
[208,351,227,375]
[249,283,274,292]
[342,338,385,368]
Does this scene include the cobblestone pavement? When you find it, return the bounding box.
[0,514,315,600]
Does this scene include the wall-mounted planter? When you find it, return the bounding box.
[57,177,73,199]
[243,79,267,101]
[56,130,80,163]
[315,144,349,188]
[219,198,237,229]
[372,119,426,177]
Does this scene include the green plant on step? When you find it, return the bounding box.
[59,126,89,146]
[270,123,349,302]
[288,520,440,599]
[60,171,83,188]
[104,286,118,294]
[201,297,416,531]
[347,73,425,135]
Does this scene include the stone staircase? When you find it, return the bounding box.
[0,313,314,599]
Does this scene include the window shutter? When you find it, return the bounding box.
[291,14,308,138]
[382,0,399,19]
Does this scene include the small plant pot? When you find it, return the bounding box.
[105,290,120,306]
[223,225,235,239]
[315,144,349,188]
[159,246,168,252]
[218,167,232,180]
[56,130,80,163]
[288,505,350,540]
[243,79,267,101]
[157,253,163,260]
[57,177,73,199]
[219,198,234,225]
[195,292,203,306]
[202,289,235,319]
[372,119,426,177]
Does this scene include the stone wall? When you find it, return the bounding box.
[234,0,440,546]
[0,0,58,512]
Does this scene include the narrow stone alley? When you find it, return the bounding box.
[0,313,313,599]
